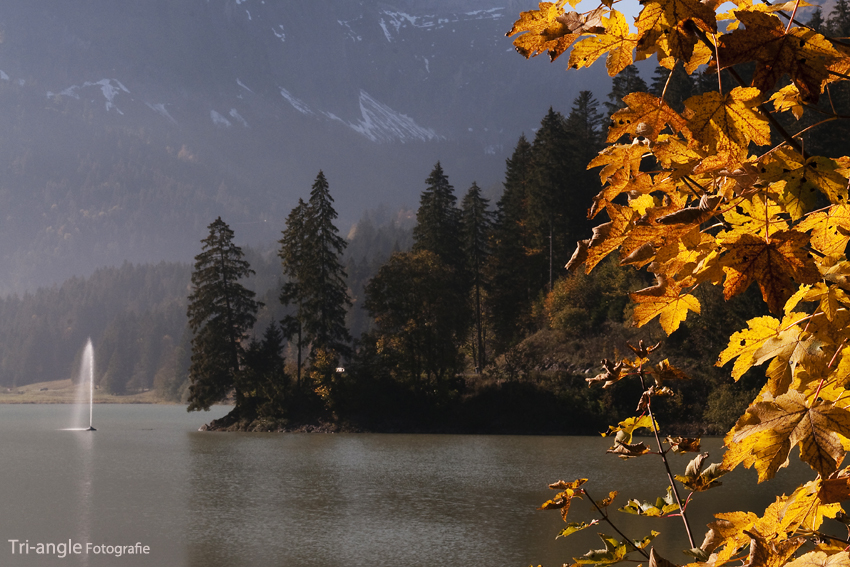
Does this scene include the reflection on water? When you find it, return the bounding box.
[0,405,826,567]
[74,432,93,567]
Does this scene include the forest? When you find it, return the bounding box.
[2,1,850,435]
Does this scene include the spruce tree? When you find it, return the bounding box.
[604,64,648,116]
[486,134,535,351]
[186,217,259,411]
[828,0,850,37]
[566,91,604,167]
[241,322,288,418]
[303,171,352,358]
[412,162,465,274]
[279,198,309,390]
[460,182,493,371]
[526,108,574,290]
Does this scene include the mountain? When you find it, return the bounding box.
[0,0,614,293]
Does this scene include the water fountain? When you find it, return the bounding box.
[65,339,96,431]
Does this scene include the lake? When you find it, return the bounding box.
[0,404,816,567]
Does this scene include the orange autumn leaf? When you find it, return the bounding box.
[607,92,691,143]
[630,275,701,334]
[569,11,638,76]
[506,1,579,61]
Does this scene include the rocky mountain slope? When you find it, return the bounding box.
[0,0,612,292]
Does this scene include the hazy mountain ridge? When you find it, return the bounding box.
[0,0,613,293]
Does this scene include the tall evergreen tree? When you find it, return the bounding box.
[460,182,493,371]
[486,134,536,351]
[566,91,604,167]
[186,217,259,412]
[526,108,574,291]
[412,162,465,274]
[303,171,352,358]
[808,6,825,32]
[828,0,850,37]
[604,65,648,116]
[280,172,351,394]
[279,198,310,390]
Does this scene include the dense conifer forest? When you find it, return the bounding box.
[6,0,850,433]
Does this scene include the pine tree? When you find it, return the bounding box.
[604,64,648,116]
[828,0,850,37]
[186,217,259,412]
[526,108,574,290]
[486,134,536,351]
[279,199,309,390]
[303,171,352,358]
[566,91,604,167]
[808,6,825,32]
[412,162,465,274]
[241,322,288,418]
[460,182,493,371]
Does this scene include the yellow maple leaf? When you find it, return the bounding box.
[607,92,690,143]
[786,551,850,567]
[630,275,701,334]
[720,194,788,239]
[717,312,808,380]
[760,148,849,220]
[589,143,646,188]
[716,11,842,102]
[506,1,579,61]
[568,11,638,76]
[723,391,850,481]
[720,229,821,314]
[770,84,805,120]
[585,204,638,272]
[797,204,850,256]
[652,134,706,177]
[684,87,771,161]
[756,479,842,536]
[635,0,717,63]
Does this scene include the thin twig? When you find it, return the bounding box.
[785,0,802,34]
[637,367,697,549]
[584,488,651,559]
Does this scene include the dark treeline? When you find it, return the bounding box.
[0,262,191,396]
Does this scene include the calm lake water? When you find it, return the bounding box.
[0,404,816,567]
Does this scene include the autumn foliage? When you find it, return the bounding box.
[509,0,850,565]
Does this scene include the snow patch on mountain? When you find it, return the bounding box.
[0,71,8,81]
[280,86,437,143]
[272,25,285,42]
[237,78,253,93]
[279,87,314,116]
[338,19,363,42]
[229,109,248,127]
[146,103,177,124]
[377,8,504,41]
[48,79,130,113]
[211,110,232,127]
[348,91,439,143]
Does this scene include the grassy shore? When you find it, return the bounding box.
[0,378,168,404]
